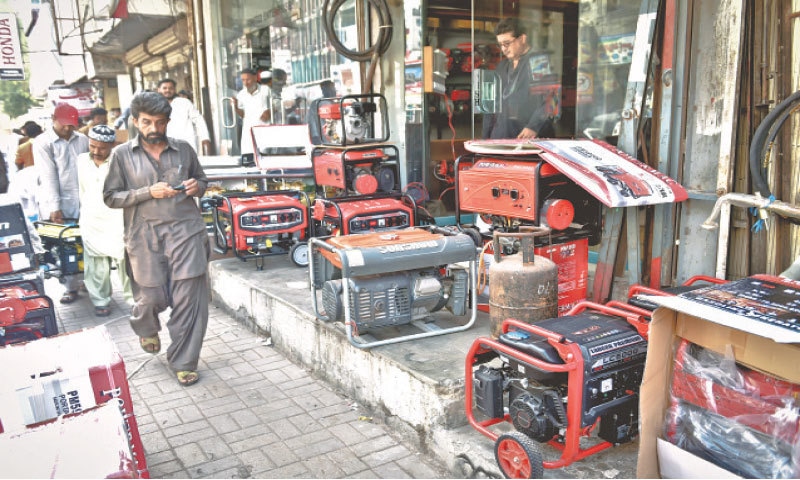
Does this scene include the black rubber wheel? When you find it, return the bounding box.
[494,432,544,479]
[290,242,309,267]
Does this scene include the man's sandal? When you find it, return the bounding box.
[176,370,199,387]
[139,336,161,354]
[60,291,78,304]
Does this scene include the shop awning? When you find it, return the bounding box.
[88,14,177,56]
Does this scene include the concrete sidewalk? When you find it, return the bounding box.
[48,276,452,479]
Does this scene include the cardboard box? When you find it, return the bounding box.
[637,275,800,478]
[0,326,149,478]
[0,401,139,478]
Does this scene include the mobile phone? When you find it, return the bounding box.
[172,184,186,191]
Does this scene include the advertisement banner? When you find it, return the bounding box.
[0,13,25,81]
[46,83,96,117]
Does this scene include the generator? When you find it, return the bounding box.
[206,190,311,269]
[310,125,417,236]
[0,281,57,345]
[455,153,602,244]
[466,301,650,478]
[35,221,83,276]
[0,203,57,345]
[309,226,478,348]
[308,94,389,147]
[665,339,800,478]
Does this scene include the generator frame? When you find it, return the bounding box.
[312,192,418,236]
[308,225,478,349]
[465,301,650,478]
[207,189,311,270]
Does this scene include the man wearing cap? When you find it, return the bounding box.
[33,103,89,304]
[156,78,211,155]
[233,67,272,166]
[78,125,133,317]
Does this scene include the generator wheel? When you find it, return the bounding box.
[494,432,543,479]
[290,242,309,267]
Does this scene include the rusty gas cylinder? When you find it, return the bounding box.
[488,227,558,338]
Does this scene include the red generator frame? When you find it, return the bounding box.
[0,203,58,345]
[465,301,651,478]
[311,144,417,236]
[207,190,311,269]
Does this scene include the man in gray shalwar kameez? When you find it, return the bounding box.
[103,92,210,386]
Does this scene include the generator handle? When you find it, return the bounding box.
[492,226,551,264]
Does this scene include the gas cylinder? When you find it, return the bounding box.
[488,228,558,338]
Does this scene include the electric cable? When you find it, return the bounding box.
[322,0,392,91]
[749,90,800,198]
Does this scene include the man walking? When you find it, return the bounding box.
[34,103,89,303]
[78,125,133,317]
[103,92,210,386]
[156,78,211,155]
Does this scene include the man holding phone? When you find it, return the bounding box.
[103,91,210,387]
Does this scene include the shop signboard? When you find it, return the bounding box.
[0,13,25,81]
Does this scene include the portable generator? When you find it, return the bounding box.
[308,93,389,147]
[309,226,478,349]
[0,281,57,345]
[665,339,800,478]
[206,190,311,269]
[311,143,417,236]
[465,301,650,478]
[34,221,83,276]
[0,204,57,345]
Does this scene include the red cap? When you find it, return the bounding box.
[53,103,79,127]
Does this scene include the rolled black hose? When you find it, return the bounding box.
[322,0,392,62]
[749,90,800,197]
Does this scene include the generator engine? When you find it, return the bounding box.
[311,94,389,146]
[309,227,478,348]
[207,190,311,269]
[321,266,469,330]
[473,311,647,445]
[35,221,84,276]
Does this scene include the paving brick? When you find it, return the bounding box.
[301,454,347,478]
[238,447,278,473]
[372,461,413,479]
[324,447,370,476]
[360,444,413,467]
[327,423,370,445]
[261,461,309,479]
[351,434,399,456]
[395,453,448,478]
[267,417,302,440]
[286,412,323,434]
[173,442,209,468]
[207,413,241,435]
[188,455,243,478]
[263,442,301,467]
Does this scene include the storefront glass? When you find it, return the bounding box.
[204,0,356,157]
[406,0,654,214]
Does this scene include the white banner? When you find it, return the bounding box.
[0,13,25,81]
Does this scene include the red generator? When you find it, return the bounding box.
[308,94,389,147]
[311,143,416,237]
[665,339,800,478]
[465,301,651,478]
[0,281,57,346]
[455,152,602,312]
[207,190,311,269]
[0,203,57,345]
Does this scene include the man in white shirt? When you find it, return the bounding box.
[157,78,211,155]
[33,103,88,304]
[233,68,271,166]
[77,125,133,317]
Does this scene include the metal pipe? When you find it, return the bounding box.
[701,193,800,229]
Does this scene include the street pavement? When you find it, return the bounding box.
[48,275,453,479]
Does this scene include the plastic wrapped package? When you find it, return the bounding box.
[663,339,800,478]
